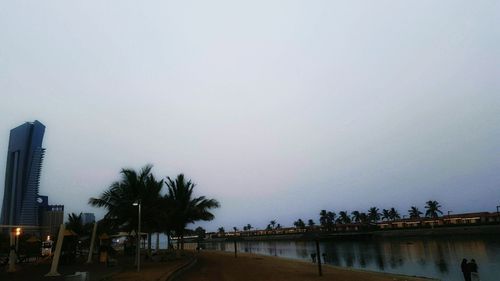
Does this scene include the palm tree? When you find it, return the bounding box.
[294,219,306,229]
[319,210,326,225]
[337,211,351,224]
[368,207,381,223]
[350,212,369,224]
[425,200,443,218]
[269,220,277,229]
[327,212,336,226]
[88,165,164,254]
[319,210,336,230]
[307,219,315,227]
[408,206,423,219]
[358,212,369,224]
[351,211,361,223]
[246,224,252,231]
[194,226,206,240]
[164,174,220,249]
[66,212,84,236]
[389,208,400,221]
[382,209,391,221]
[218,227,225,235]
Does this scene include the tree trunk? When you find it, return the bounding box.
[181,234,184,250]
[156,232,160,252]
[147,233,152,258]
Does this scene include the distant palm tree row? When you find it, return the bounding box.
[222,200,443,233]
[87,165,219,251]
[294,200,443,229]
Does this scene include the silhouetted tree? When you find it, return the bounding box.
[195,227,206,240]
[269,220,277,229]
[307,219,315,227]
[351,211,361,223]
[320,210,328,227]
[164,174,220,249]
[337,211,351,224]
[66,212,84,236]
[358,212,369,224]
[88,165,164,255]
[408,206,423,219]
[425,200,443,218]
[294,219,306,229]
[319,210,336,230]
[382,209,391,221]
[368,207,381,223]
[389,208,400,221]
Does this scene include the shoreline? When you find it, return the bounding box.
[198,224,500,242]
[237,250,439,281]
[177,250,438,281]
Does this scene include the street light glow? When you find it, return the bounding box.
[132,199,142,272]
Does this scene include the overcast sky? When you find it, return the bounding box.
[1,1,499,231]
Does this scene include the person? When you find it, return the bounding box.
[310,253,316,263]
[461,258,471,281]
[468,259,480,281]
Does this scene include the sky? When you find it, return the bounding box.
[1,1,499,232]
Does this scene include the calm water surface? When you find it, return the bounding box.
[191,236,500,281]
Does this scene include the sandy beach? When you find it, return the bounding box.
[177,251,434,281]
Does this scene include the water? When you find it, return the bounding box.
[192,236,500,281]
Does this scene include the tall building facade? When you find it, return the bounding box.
[1,120,46,226]
[42,205,64,237]
[82,213,96,225]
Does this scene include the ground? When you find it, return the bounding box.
[177,251,435,281]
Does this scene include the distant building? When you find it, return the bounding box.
[37,195,49,227]
[42,205,64,238]
[377,212,500,229]
[1,120,46,227]
[82,213,95,225]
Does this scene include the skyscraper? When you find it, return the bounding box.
[82,213,96,225]
[1,120,46,226]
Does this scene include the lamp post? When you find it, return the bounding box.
[133,200,141,272]
[15,227,21,253]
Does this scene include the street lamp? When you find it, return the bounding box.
[133,200,141,272]
[15,228,21,253]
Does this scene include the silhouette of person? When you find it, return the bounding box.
[468,259,479,281]
[461,258,471,281]
[311,253,316,263]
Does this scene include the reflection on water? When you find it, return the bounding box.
[197,235,500,281]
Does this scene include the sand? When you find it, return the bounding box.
[177,251,435,281]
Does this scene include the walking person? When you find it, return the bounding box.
[468,259,480,281]
[461,258,471,281]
